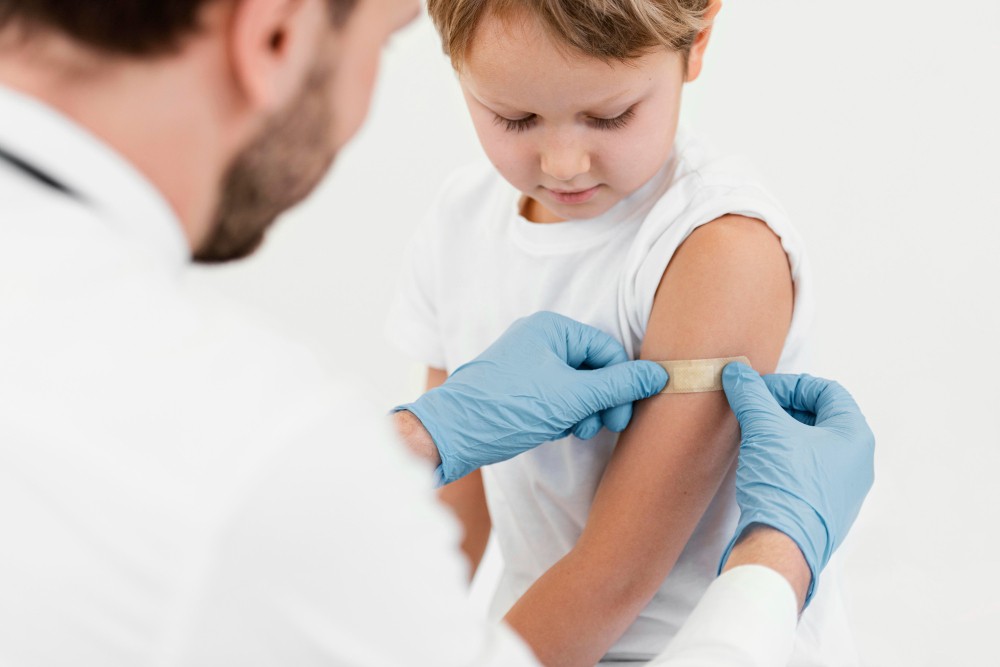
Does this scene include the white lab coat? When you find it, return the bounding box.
[0,83,798,666]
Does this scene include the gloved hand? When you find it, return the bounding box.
[719,362,875,605]
[396,312,668,486]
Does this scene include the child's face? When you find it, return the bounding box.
[459,12,692,222]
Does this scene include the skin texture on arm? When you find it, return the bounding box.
[393,410,440,465]
[503,215,794,667]
[427,367,492,577]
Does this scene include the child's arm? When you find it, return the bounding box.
[503,215,794,667]
[427,367,492,578]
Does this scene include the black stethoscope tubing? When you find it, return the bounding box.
[0,145,79,199]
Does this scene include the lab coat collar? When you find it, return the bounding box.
[0,84,191,271]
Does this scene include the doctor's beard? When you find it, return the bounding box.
[194,60,338,263]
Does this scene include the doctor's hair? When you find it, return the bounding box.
[0,0,359,56]
[427,0,710,68]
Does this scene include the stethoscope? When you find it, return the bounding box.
[0,145,79,199]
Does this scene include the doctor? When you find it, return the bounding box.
[0,0,873,665]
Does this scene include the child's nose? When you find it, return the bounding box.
[540,144,591,182]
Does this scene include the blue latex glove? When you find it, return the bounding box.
[719,362,875,605]
[396,312,668,486]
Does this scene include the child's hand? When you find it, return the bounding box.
[396,311,668,485]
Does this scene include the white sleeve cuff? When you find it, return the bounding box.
[648,565,798,667]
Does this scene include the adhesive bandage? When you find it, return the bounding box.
[655,357,752,394]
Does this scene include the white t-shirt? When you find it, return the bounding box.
[387,130,858,665]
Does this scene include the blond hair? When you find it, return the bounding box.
[427,0,710,68]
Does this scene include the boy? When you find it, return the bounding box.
[387,1,856,664]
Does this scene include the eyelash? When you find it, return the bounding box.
[492,106,636,133]
[591,107,636,131]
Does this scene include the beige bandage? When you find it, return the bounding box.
[655,357,752,394]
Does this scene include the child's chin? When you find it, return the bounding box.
[553,197,619,221]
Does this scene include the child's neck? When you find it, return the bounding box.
[521,196,565,224]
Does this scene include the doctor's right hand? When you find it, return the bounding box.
[718,363,875,606]
[395,312,668,486]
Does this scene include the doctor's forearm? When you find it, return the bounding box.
[722,524,810,611]
[393,411,441,467]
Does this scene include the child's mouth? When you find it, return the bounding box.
[545,185,601,205]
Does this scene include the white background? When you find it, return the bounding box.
[189,2,1000,664]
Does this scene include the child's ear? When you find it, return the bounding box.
[685,0,722,82]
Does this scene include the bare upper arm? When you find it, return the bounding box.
[642,215,793,361]
[574,215,793,595]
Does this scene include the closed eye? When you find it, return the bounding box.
[493,105,636,133]
[493,113,538,133]
[588,105,636,131]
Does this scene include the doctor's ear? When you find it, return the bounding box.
[228,0,330,112]
[685,0,722,83]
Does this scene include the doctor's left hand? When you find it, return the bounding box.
[396,312,668,486]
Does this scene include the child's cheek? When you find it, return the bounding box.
[616,124,674,190]
[485,136,535,190]
[599,134,646,189]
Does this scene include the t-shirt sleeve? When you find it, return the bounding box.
[384,185,452,370]
[166,388,541,667]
